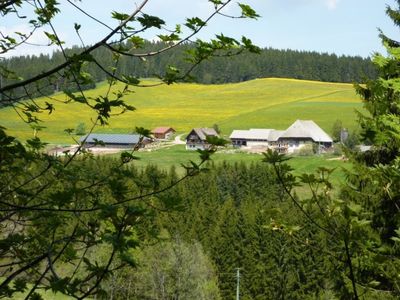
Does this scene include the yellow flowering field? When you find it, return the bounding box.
[0,78,362,144]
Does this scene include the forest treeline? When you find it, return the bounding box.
[0,41,377,103]
[93,161,368,300]
[1,137,397,299]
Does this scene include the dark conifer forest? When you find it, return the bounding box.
[0,42,377,102]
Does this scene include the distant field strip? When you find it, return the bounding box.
[220,88,361,131]
[0,78,362,144]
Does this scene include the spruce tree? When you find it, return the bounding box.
[263,2,400,298]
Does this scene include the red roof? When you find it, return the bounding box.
[152,127,175,134]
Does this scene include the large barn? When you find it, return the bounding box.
[278,120,333,152]
[230,120,333,153]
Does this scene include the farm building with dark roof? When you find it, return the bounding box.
[80,133,151,148]
[185,128,219,150]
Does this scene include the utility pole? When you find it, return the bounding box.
[236,268,241,300]
[0,59,3,102]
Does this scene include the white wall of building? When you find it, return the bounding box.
[186,144,206,150]
[246,141,270,147]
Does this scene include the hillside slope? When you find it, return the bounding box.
[0,78,363,144]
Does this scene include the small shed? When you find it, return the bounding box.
[152,127,176,140]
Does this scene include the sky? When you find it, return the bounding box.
[1,0,398,58]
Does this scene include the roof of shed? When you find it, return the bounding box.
[230,129,284,142]
[268,130,286,141]
[188,128,219,141]
[80,133,144,145]
[152,127,175,134]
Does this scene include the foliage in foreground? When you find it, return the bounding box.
[262,2,400,299]
[0,0,259,298]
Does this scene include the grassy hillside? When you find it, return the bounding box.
[134,144,349,173]
[0,78,363,144]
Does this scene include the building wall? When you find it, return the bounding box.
[84,143,138,149]
[278,138,310,153]
[186,142,208,150]
[154,130,175,140]
[165,131,174,140]
[246,140,270,147]
[231,139,271,147]
[154,133,164,139]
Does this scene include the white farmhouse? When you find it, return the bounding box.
[230,129,284,148]
[278,120,333,153]
[230,120,333,153]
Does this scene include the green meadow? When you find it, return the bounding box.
[121,144,348,185]
[122,144,350,196]
[0,78,363,144]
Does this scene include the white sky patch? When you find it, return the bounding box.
[326,0,339,10]
[1,24,68,58]
[0,0,395,58]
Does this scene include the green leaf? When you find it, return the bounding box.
[368,280,381,288]
[64,90,87,104]
[241,36,261,53]
[64,128,74,134]
[262,148,291,164]
[44,101,55,114]
[215,34,239,47]
[351,217,371,227]
[137,14,165,29]
[49,277,70,294]
[129,36,145,48]
[120,151,139,163]
[299,173,317,184]
[92,138,105,146]
[111,11,130,21]
[390,228,400,243]
[135,127,151,137]
[206,135,228,147]
[286,225,301,235]
[30,292,44,300]
[238,3,260,19]
[181,160,201,175]
[119,251,137,267]
[197,149,212,161]
[185,17,206,31]
[79,53,95,62]
[209,0,223,6]
[391,236,400,243]
[26,137,48,150]
[44,31,62,45]
[158,33,180,43]
[122,75,140,85]
[347,202,362,214]
[13,278,27,293]
[161,65,180,84]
